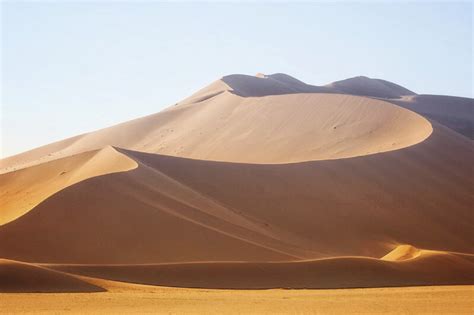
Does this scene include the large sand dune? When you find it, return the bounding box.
[0,122,471,265]
[0,75,434,171]
[2,73,470,174]
[0,73,472,294]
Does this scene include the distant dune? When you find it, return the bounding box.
[326,76,416,99]
[0,73,472,293]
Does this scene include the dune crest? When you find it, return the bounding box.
[45,248,474,289]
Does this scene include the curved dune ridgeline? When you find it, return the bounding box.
[1,78,433,172]
[45,247,474,289]
[0,73,472,292]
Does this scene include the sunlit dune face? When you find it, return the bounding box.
[140,93,433,163]
[0,92,434,172]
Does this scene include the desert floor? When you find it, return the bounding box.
[1,283,472,314]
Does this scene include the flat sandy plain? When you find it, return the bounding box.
[1,281,473,314]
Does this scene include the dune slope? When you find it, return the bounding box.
[46,247,474,289]
[0,121,471,264]
[0,146,137,225]
[0,259,104,293]
[0,73,472,292]
[0,91,432,171]
[326,76,416,98]
[391,95,473,139]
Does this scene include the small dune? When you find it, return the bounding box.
[381,245,423,261]
[0,146,137,225]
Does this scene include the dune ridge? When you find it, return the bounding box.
[44,246,474,289]
[326,76,416,98]
[2,73,470,173]
[2,245,470,292]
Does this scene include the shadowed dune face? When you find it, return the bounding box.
[391,95,474,139]
[220,74,335,96]
[326,76,416,99]
[0,146,137,225]
[0,122,471,265]
[0,259,104,293]
[46,248,474,289]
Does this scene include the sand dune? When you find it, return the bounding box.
[0,73,472,294]
[0,146,137,225]
[391,94,473,139]
[381,245,422,261]
[0,259,104,293]
[0,121,471,265]
[45,246,474,289]
[326,76,416,98]
[0,92,432,171]
[2,73,470,173]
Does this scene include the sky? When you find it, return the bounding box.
[1,1,472,158]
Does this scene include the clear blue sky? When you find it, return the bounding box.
[1,1,472,157]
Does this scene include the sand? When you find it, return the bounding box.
[0,73,472,312]
[1,285,472,314]
[326,76,416,98]
[45,247,474,289]
[0,75,435,172]
[1,119,470,265]
[0,259,103,293]
[391,94,474,139]
[0,146,137,225]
